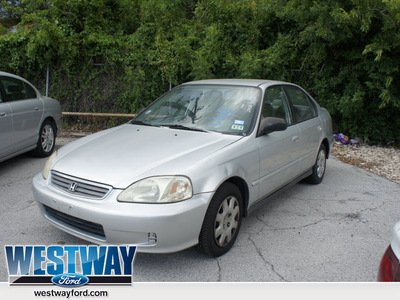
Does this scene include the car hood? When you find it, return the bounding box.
[52,124,242,188]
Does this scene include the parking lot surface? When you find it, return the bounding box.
[1,136,399,281]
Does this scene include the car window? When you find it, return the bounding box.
[0,76,36,102]
[24,82,37,98]
[283,85,317,123]
[263,86,291,125]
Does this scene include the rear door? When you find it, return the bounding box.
[282,85,322,171]
[0,76,44,151]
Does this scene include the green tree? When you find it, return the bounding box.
[1,0,399,143]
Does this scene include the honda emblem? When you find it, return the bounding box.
[68,182,78,192]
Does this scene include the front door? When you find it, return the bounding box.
[256,85,303,199]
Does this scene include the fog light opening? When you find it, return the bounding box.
[148,233,157,244]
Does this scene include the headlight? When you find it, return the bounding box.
[117,176,193,203]
[42,151,58,180]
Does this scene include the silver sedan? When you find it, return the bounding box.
[0,71,63,162]
[33,79,333,257]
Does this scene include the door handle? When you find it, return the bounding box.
[0,112,6,117]
[34,107,40,111]
[292,136,299,142]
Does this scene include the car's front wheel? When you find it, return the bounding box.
[306,144,327,184]
[32,119,56,157]
[197,182,243,257]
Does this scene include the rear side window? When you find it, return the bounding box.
[283,86,317,123]
[0,76,37,102]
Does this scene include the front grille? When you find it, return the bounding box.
[44,205,105,239]
[50,171,111,199]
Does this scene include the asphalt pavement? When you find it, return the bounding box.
[0,135,399,282]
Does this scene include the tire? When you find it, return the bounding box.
[197,182,243,257]
[32,119,56,157]
[305,144,326,184]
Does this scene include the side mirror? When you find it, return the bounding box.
[258,117,287,136]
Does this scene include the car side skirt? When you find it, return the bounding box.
[245,169,312,216]
[0,144,37,163]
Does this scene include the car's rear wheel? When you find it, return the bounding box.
[197,182,243,257]
[306,144,326,184]
[32,119,56,157]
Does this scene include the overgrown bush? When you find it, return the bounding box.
[1,0,399,144]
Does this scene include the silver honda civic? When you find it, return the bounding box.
[33,79,333,257]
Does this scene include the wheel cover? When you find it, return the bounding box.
[41,124,54,152]
[214,196,240,247]
[316,149,326,178]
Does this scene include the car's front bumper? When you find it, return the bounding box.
[32,173,211,253]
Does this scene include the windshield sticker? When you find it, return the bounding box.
[240,104,254,113]
[231,124,244,130]
[233,120,245,125]
[210,106,233,126]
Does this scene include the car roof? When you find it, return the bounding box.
[0,71,30,82]
[182,79,293,88]
[0,71,41,95]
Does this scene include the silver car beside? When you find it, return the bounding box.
[33,79,333,257]
[0,71,63,162]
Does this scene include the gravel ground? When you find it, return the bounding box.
[331,142,400,185]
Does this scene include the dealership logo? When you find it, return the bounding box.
[5,245,136,287]
[68,182,78,192]
[51,273,89,287]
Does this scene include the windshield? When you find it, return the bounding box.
[132,85,261,135]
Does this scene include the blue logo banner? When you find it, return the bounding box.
[5,245,137,287]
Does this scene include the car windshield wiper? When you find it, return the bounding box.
[130,120,156,127]
[163,124,209,133]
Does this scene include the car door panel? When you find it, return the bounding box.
[297,117,323,171]
[9,98,44,149]
[256,124,302,198]
[0,102,14,158]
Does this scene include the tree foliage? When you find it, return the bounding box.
[1,0,399,143]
